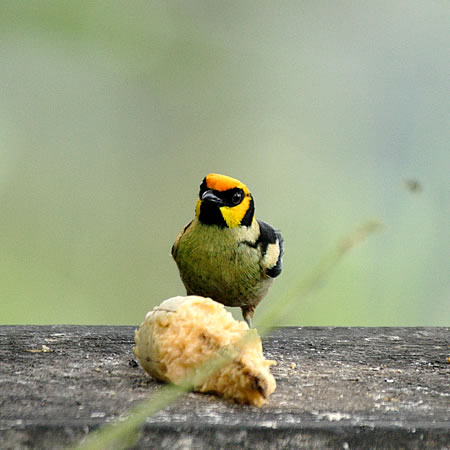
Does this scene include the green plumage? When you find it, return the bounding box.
[172,174,283,326]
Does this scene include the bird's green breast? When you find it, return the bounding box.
[173,220,272,308]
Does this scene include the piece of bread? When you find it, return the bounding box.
[133,296,276,406]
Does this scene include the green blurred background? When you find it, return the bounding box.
[0,1,448,326]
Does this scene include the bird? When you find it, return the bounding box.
[172,173,283,328]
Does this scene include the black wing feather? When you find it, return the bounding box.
[256,220,284,278]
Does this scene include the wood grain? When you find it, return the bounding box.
[0,326,448,449]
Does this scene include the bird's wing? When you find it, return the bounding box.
[256,220,284,278]
[171,220,193,257]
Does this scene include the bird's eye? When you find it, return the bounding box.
[231,190,244,205]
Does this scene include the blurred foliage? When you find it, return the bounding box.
[0,1,448,325]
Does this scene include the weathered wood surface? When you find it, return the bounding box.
[0,326,448,449]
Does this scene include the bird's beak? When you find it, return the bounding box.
[201,190,224,206]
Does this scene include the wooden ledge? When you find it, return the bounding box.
[0,326,448,448]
